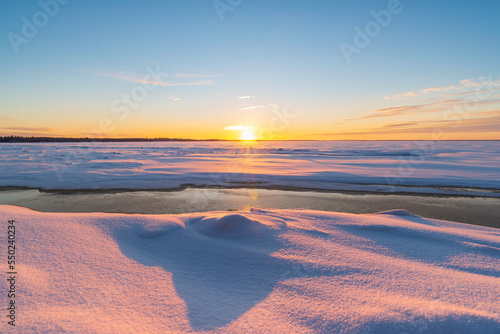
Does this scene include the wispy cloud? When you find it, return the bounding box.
[381,121,421,128]
[384,76,500,100]
[168,95,181,101]
[2,127,54,132]
[93,71,216,87]
[336,76,500,124]
[173,74,219,78]
[240,104,277,111]
[341,97,500,122]
[241,105,267,111]
[0,116,12,122]
[342,100,452,121]
[224,125,253,131]
[238,95,255,99]
[320,111,500,137]
[361,101,445,119]
[440,88,499,99]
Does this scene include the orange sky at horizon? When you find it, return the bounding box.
[1,77,499,141]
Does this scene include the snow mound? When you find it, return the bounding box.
[191,214,267,238]
[1,205,499,333]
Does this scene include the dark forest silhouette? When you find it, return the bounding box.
[0,136,225,143]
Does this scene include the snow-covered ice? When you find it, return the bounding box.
[1,205,499,333]
[1,141,499,196]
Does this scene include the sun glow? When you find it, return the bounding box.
[240,128,257,141]
[224,125,258,141]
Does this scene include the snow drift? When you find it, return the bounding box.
[1,205,499,333]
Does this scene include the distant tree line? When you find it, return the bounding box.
[0,136,224,143]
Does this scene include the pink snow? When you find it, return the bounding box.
[1,205,499,333]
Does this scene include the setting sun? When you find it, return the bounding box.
[240,128,257,141]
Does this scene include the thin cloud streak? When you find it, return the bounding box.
[384,76,500,100]
[0,132,63,137]
[342,98,500,122]
[240,104,277,111]
[439,87,500,99]
[93,71,216,86]
[2,127,54,132]
[319,111,500,137]
[173,74,219,78]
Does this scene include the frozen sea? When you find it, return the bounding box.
[0,140,499,196]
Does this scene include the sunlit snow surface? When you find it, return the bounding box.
[0,141,499,195]
[1,206,499,333]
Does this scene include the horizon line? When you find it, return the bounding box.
[0,136,499,142]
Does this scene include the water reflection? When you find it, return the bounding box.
[0,188,498,228]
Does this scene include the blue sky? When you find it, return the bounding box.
[1,0,499,139]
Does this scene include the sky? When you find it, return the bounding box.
[0,0,499,140]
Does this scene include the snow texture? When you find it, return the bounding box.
[1,205,499,333]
